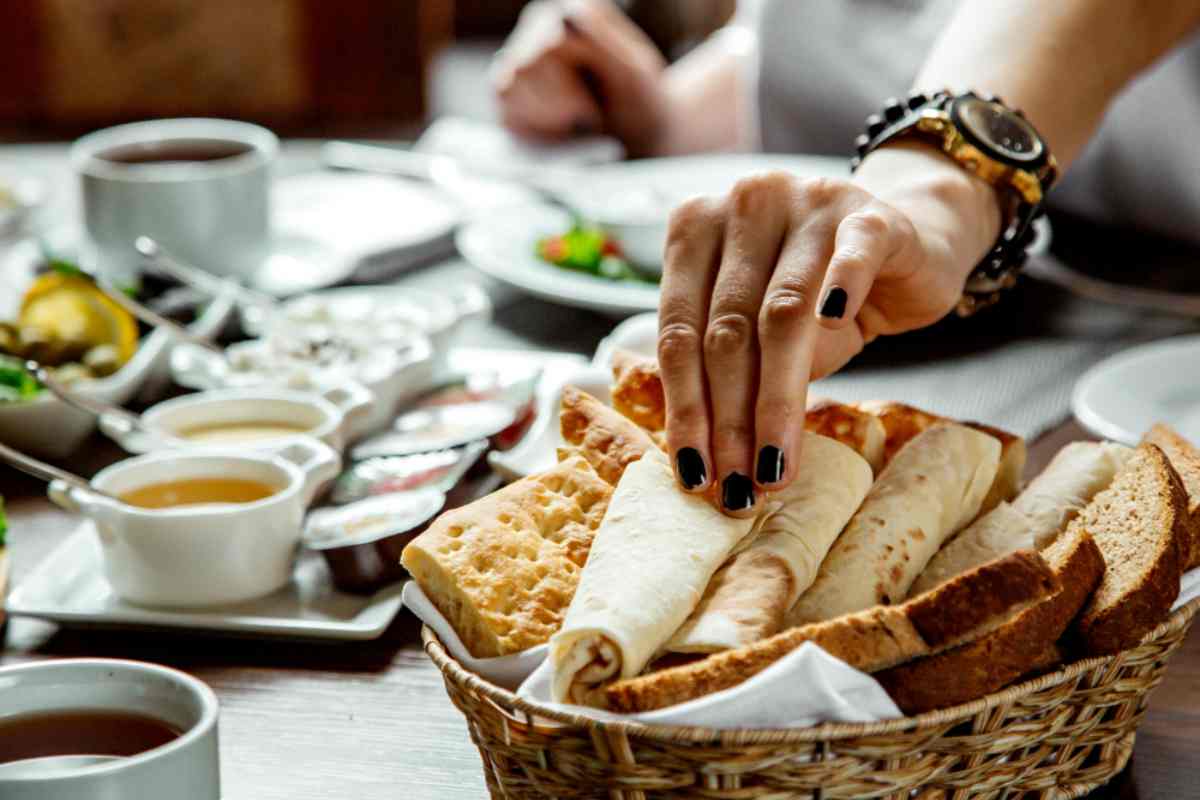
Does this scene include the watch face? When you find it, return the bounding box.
[955,97,1043,164]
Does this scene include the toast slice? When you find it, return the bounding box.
[803,398,887,473]
[603,549,1058,713]
[400,454,612,658]
[855,401,1025,513]
[1072,443,1189,655]
[1143,423,1200,569]
[876,527,1104,713]
[559,385,660,486]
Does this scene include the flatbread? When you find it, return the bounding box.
[559,385,660,485]
[789,423,1001,624]
[549,449,755,705]
[804,399,887,473]
[667,433,873,653]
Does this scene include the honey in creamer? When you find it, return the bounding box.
[119,477,278,509]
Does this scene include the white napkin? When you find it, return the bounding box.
[518,642,901,728]
[402,582,546,690]
[1173,566,1200,611]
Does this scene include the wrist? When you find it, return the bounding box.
[853,142,1002,281]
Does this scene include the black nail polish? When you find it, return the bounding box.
[676,448,707,490]
[721,473,755,511]
[819,286,848,319]
[756,445,785,484]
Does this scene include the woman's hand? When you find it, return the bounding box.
[491,0,669,156]
[657,145,1002,515]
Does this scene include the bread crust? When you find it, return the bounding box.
[603,549,1058,713]
[1073,444,1189,655]
[803,399,888,473]
[609,350,666,433]
[559,385,659,486]
[877,528,1104,714]
[1143,423,1200,569]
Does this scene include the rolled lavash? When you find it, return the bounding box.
[666,433,873,653]
[549,448,756,705]
[909,441,1131,596]
[789,423,1001,624]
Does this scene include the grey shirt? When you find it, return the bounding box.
[750,0,1200,243]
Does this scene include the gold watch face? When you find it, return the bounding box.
[955,97,1044,165]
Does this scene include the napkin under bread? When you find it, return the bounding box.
[666,433,872,653]
[549,449,755,706]
[604,548,1059,713]
[910,441,1130,596]
[790,423,1001,624]
[401,454,611,658]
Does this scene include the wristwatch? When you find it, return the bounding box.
[851,91,1059,316]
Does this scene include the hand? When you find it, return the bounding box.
[491,0,668,156]
[657,145,1001,515]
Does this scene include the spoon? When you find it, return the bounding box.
[136,236,277,313]
[23,360,165,452]
[0,439,118,500]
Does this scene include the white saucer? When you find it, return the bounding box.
[5,524,406,640]
[1073,334,1200,445]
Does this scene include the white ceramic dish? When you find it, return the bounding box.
[101,384,373,454]
[0,171,46,239]
[0,261,236,460]
[1073,334,1200,445]
[0,658,220,800]
[170,333,435,437]
[48,439,340,607]
[6,523,405,639]
[456,153,850,316]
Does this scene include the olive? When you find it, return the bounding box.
[18,327,68,365]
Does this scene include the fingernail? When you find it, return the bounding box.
[676,448,707,490]
[756,445,785,485]
[818,286,848,319]
[721,473,755,512]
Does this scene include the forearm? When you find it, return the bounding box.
[653,28,754,155]
[915,0,1200,168]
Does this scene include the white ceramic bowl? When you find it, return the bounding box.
[101,384,374,454]
[48,439,341,606]
[0,290,236,460]
[0,658,220,800]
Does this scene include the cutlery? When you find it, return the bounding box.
[136,236,277,313]
[0,439,118,500]
[23,359,152,444]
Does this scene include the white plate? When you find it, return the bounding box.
[5,524,405,640]
[1073,334,1200,444]
[456,153,850,316]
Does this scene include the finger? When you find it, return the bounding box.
[754,205,842,492]
[815,206,902,330]
[705,174,790,514]
[497,58,603,139]
[658,196,724,495]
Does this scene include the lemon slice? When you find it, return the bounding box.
[18,274,139,366]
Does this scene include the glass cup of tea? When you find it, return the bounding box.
[47,438,340,606]
[69,118,278,287]
[0,658,220,800]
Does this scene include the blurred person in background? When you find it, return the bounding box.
[493,0,1200,513]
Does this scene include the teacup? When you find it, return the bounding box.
[48,439,340,607]
[99,384,374,455]
[0,658,220,800]
[70,118,278,287]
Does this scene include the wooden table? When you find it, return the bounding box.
[3,145,1199,799]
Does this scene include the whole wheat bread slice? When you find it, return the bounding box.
[1072,443,1189,655]
[603,549,1058,713]
[876,527,1104,713]
[1143,423,1200,569]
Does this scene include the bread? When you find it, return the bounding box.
[855,401,1025,513]
[790,423,1000,622]
[604,549,1058,713]
[803,398,887,473]
[559,385,660,486]
[877,527,1104,713]
[400,454,612,658]
[909,441,1129,597]
[1143,423,1200,568]
[1072,443,1190,654]
[609,349,666,433]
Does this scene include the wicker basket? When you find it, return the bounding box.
[423,596,1198,799]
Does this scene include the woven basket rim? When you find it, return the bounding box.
[422,595,1200,745]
